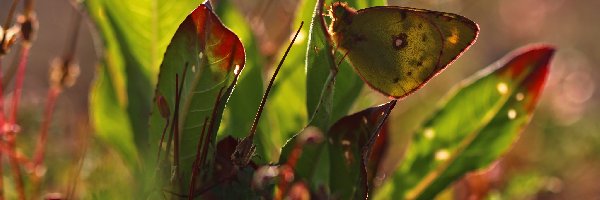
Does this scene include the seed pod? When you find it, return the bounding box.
[17,13,38,43]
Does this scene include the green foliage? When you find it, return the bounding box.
[148,3,246,194]
[85,0,554,199]
[85,0,201,166]
[375,46,554,200]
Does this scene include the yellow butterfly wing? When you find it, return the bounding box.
[330,3,479,98]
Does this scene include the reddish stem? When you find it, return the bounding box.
[0,142,4,199]
[0,59,4,200]
[156,118,170,164]
[189,117,208,200]
[3,43,30,200]
[0,61,5,127]
[32,87,60,168]
[9,45,30,124]
[7,133,25,200]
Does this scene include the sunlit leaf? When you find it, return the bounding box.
[90,61,137,165]
[148,2,245,194]
[376,45,555,200]
[85,0,201,164]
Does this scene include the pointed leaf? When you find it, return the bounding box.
[85,0,202,164]
[148,3,245,193]
[376,45,555,200]
[329,101,395,199]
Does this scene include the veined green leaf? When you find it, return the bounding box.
[376,45,555,200]
[148,3,245,193]
[85,0,201,165]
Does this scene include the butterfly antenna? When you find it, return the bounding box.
[248,21,304,138]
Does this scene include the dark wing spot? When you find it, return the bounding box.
[392,33,408,50]
[407,71,413,76]
[417,60,423,66]
[421,34,427,42]
[393,77,400,83]
[418,23,423,29]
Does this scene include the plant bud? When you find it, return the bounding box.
[49,57,80,90]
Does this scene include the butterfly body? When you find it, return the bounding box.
[329,2,479,99]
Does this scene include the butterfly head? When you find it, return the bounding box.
[328,2,356,33]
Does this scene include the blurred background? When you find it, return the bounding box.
[0,0,598,199]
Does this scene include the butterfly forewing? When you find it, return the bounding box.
[330,3,479,99]
[425,11,479,71]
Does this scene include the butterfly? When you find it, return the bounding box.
[328,2,479,99]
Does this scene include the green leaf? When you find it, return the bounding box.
[148,3,245,193]
[329,101,395,199]
[376,45,555,200]
[85,0,202,164]
[279,0,387,190]
[90,61,137,166]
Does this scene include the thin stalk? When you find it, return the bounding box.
[9,45,30,124]
[0,61,5,127]
[2,44,22,90]
[248,21,304,138]
[62,10,81,63]
[32,88,60,168]
[0,61,4,200]
[7,132,25,200]
[29,88,59,198]
[66,123,90,199]
[3,0,21,32]
[4,42,30,200]
[0,141,4,199]
[32,4,81,174]
[23,0,34,17]
[188,117,208,200]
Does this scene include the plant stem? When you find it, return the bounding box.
[7,132,25,200]
[0,60,6,200]
[32,88,60,169]
[66,122,90,199]
[0,141,4,200]
[3,40,31,200]
[1,44,21,90]
[188,117,208,199]
[0,60,5,127]
[23,0,34,17]
[9,45,30,124]
[3,0,21,32]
